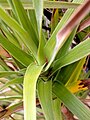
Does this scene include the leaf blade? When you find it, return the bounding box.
[38,79,54,120]
[23,63,43,120]
[53,38,90,73]
[0,34,33,67]
[53,81,90,120]
[0,6,37,58]
[45,0,89,70]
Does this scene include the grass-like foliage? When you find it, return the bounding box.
[0,0,90,120]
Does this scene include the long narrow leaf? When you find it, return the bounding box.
[56,26,78,59]
[53,81,90,120]
[66,58,85,86]
[53,98,62,120]
[38,79,54,120]
[53,38,90,73]
[0,6,37,58]
[11,0,39,46]
[23,63,43,120]
[0,34,33,67]
[0,96,22,101]
[55,61,79,85]
[46,0,89,70]
[0,1,81,10]
[0,58,11,71]
[0,71,22,78]
[44,0,84,62]
[0,21,21,48]
[0,77,23,91]
[33,0,43,34]
[33,0,45,65]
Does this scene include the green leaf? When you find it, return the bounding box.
[0,6,37,58]
[53,38,90,73]
[53,81,90,120]
[45,0,89,70]
[6,0,16,16]
[0,1,81,10]
[11,0,39,46]
[56,57,85,86]
[27,10,38,38]
[66,58,85,86]
[53,98,62,120]
[44,0,84,62]
[0,77,23,91]
[23,63,43,120]
[37,79,54,120]
[0,21,21,48]
[0,71,22,78]
[55,61,80,85]
[51,9,59,33]
[37,31,46,65]
[0,34,33,67]
[33,0,45,65]
[33,0,43,34]
[0,95,22,101]
[56,26,78,59]
[0,58,11,71]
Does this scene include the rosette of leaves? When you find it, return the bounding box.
[0,0,90,120]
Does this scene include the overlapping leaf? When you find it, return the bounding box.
[53,81,90,120]
[53,38,90,73]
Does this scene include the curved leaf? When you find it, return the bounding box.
[23,63,43,120]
